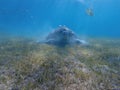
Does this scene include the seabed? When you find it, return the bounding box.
[0,37,120,90]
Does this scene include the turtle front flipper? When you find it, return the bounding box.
[45,39,57,45]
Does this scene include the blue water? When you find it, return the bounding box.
[0,0,120,38]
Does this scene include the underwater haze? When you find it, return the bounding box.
[0,0,120,90]
[0,0,120,38]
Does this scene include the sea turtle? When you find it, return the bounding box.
[38,26,88,46]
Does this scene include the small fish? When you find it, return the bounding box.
[86,8,94,16]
